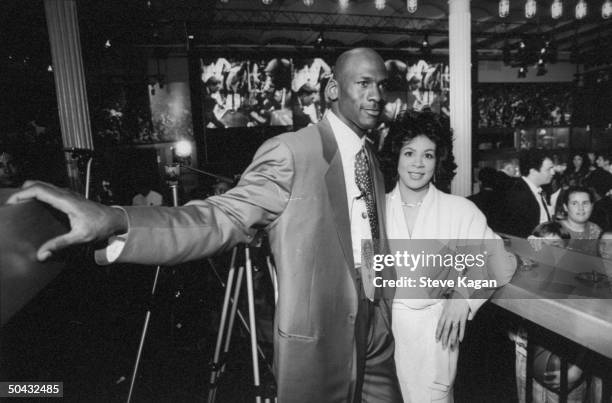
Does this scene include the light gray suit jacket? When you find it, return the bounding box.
[102,117,396,402]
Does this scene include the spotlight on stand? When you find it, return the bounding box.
[174,139,192,160]
[170,140,234,187]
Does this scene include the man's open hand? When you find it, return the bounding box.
[6,181,128,261]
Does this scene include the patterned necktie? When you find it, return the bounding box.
[355,147,378,300]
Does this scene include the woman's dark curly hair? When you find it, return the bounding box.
[378,111,457,193]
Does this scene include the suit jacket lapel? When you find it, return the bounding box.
[319,118,356,272]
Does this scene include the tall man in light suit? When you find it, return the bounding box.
[7,48,402,402]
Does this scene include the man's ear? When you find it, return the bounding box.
[325,77,338,102]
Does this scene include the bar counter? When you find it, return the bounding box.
[491,236,612,359]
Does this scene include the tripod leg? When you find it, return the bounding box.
[220,264,245,375]
[207,247,238,403]
[266,256,278,305]
[245,247,262,403]
[126,265,162,403]
[209,257,272,373]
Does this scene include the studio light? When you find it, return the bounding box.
[375,0,385,10]
[525,0,537,18]
[407,0,418,13]
[603,0,612,19]
[551,0,563,19]
[499,0,510,17]
[174,140,193,159]
[575,0,587,19]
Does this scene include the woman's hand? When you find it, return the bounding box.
[435,296,470,350]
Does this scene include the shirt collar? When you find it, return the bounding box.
[327,111,366,156]
[522,176,542,195]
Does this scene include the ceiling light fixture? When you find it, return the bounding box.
[536,59,547,76]
[551,0,563,19]
[420,33,431,56]
[603,0,612,19]
[262,0,272,5]
[575,0,587,19]
[303,0,314,5]
[525,0,537,18]
[375,0,385,10]
[314,32,325,49]
[407,0,418,13]
[499,0,510,17]
[339,0,349,9]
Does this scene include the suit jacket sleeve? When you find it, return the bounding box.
[95,137,295,266]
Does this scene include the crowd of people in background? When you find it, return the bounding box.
[471,149,612,239]
[476,84,573,128]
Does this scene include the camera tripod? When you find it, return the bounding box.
[206,239,278,403]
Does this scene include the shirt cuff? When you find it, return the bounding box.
[94,206,129,265]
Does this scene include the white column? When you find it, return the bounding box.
[448,0,472,196]
[44,0,93,190]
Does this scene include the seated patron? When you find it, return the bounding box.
[557,186,601,254]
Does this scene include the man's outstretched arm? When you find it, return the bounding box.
[7,180,128,261]
[6,137,295,265]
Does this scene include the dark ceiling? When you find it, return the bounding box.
[2,0,612,67]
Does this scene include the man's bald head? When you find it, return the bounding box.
[333,48,385,83]
[326,48,388,136]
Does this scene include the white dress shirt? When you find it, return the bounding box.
[327,111,373,267]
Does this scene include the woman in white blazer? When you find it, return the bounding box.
[379,112,516,403]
